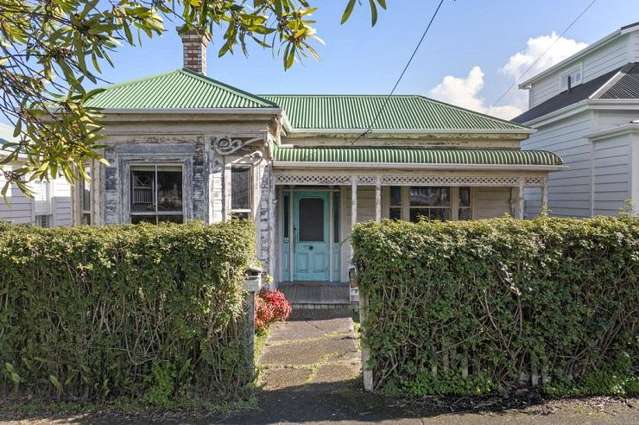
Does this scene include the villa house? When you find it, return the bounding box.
[76,30,563,305]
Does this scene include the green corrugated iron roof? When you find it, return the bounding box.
[273,146,563,167]
[87,69,529,133]
[262,95,529,132]
[86,69,278,110]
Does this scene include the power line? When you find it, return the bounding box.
[351,0,446,144]
[492,0,597,108]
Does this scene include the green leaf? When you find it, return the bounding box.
[368,0,378,26]
[341,0,357,24]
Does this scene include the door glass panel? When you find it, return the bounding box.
[333,192,340,243]
[299,198,324,242]
[283,194,290,238]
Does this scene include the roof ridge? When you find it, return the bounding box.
[261,94,420,97]
[180,69,279,108]
[413,95,531,131]
[98,69,181,90]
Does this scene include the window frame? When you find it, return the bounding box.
[129,163,185,224]
[229,164,253,219]
[560,63,583,90]
[34,214,52,228]
[79,166,92,225]
[387,186,473,222]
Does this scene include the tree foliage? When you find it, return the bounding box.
[352,217,639,397]
[0,220,255,403]
[0,0,387,194]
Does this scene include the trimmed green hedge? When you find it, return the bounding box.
[0,221,255,404]
[352,217,639,397]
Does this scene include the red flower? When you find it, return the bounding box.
[255,289,292,332]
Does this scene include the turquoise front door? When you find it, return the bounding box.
[293,191,330,281]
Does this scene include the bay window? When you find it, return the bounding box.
[130,165,183,224]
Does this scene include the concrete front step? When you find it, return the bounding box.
[290,303,356,320]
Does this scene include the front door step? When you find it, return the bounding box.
[279,282,350,305]
[289,303,354,320]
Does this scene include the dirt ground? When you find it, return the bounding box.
[2,318,638,424]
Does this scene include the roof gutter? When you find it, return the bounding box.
[588,122,639,141]
[520,99,639,127]
[273,161,565,171]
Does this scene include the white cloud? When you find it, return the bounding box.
[0,122,15,142]
[429,33,588,120]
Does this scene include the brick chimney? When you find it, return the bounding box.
[178,27,211,74]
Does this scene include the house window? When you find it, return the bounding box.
[79,168,91,225]
[35,214,51,228]
[389,186,402,220]
[459,187,472,220]
[560,64,583,90]
[130,165,183,224]
[230,166,252,219]
[409,187,451,222]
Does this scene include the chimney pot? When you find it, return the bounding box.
[178,26,211,75]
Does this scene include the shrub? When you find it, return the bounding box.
[0,221,255,404]
[352,216,639,397]
[255,289,291,333]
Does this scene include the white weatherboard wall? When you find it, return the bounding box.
[0,169,73,226]
[592,134,631,215]
[523,111,595,217]
[0,166,33,224]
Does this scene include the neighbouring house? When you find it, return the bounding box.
[76,30,563,307]
[514,22,639,217]
[0,128,73,227]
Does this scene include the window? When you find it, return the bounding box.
[79,168,91,225]
[35,214,51,228]
[560,64,583,90]
[459,187,472,220]
[130,165,183,224]
[230,166,252,219]
[389,186,402,220]
[409,187,450,222]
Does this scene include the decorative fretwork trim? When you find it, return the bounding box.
[274,173,547,187]
[275,175,352,185]
[211,136,263,155]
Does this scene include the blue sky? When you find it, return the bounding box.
[91,0,635,112]
[0,0,637,134]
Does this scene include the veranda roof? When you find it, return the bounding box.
[273,146,563,168]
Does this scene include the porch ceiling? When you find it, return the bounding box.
[272,146,564,168]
